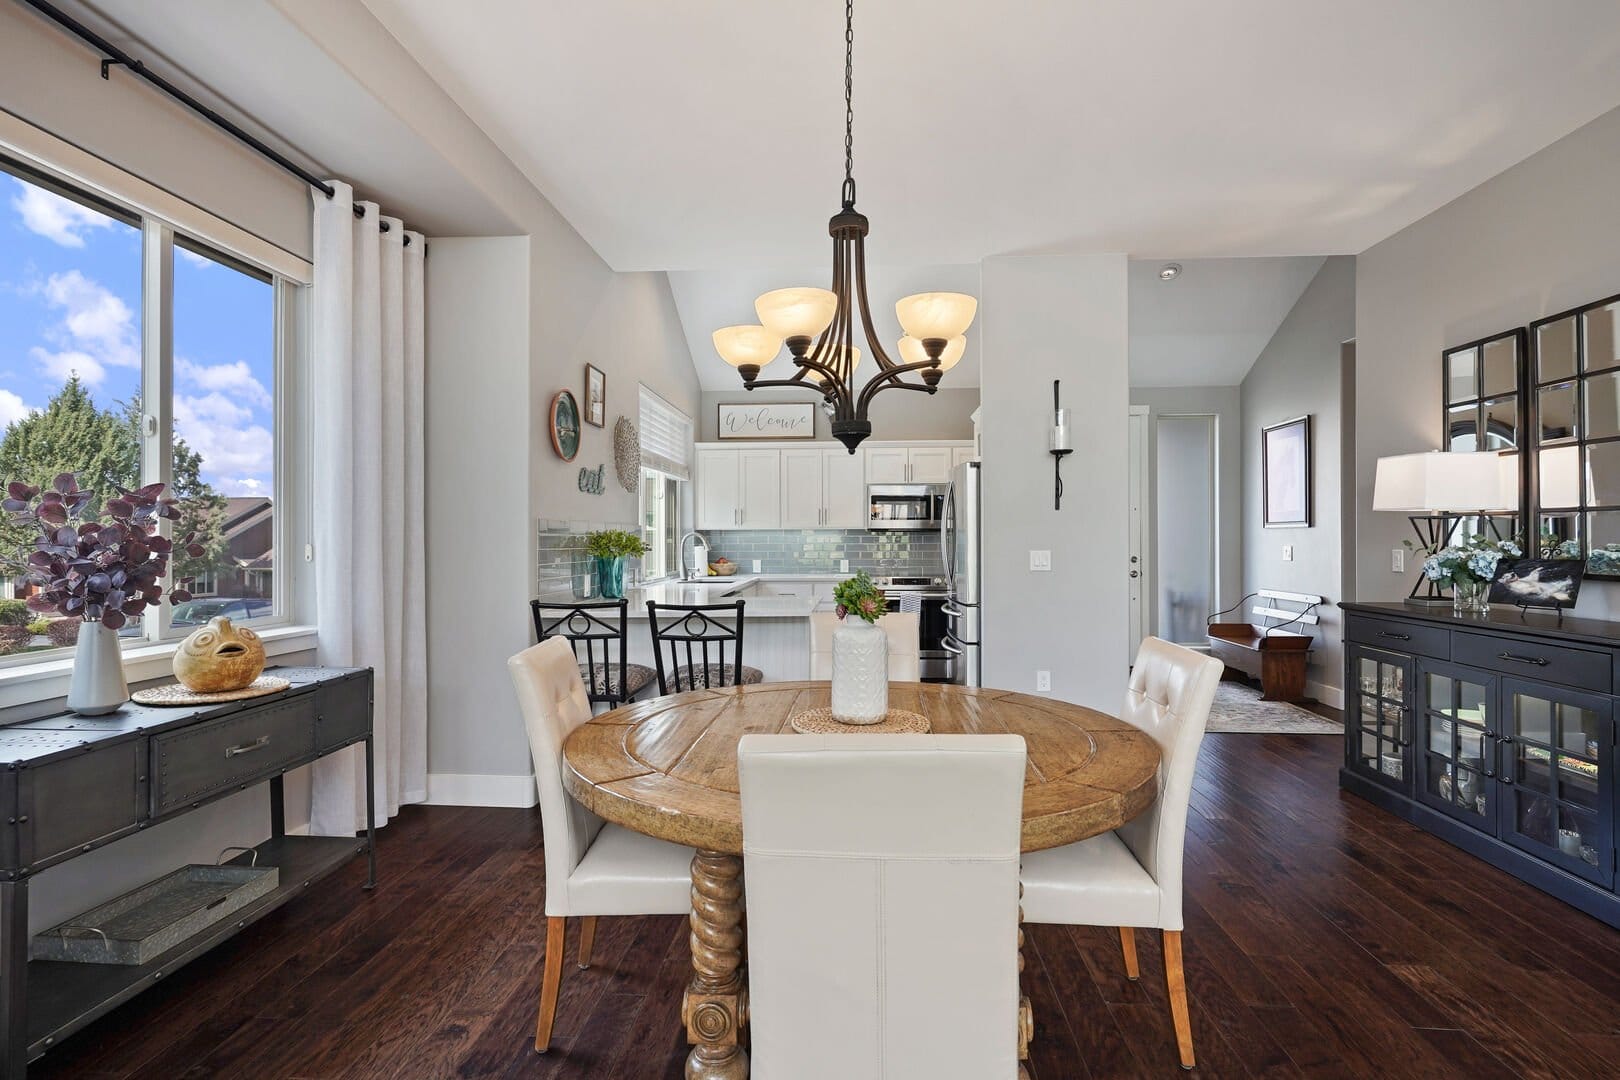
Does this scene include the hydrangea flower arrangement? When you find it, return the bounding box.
[1421,533,1522,587]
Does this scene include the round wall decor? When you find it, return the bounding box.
[550,390,581,461]
[614,415,641,491]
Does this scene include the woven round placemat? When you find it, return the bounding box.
[789,707,931,735]
[131,675,291,707]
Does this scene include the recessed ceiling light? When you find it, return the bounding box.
[1159,263,1182,282]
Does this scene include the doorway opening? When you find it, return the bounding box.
[1156,414,1217,646]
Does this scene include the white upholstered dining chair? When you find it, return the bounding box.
[1019,636,1223,1070]
[738,733,1027,1080]
[808,611,921,681]
[507,637,695,1053]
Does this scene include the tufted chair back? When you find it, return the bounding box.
[808,611,922,681]
[1114,637,1223,931]
[508,637,605,916]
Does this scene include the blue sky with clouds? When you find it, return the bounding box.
[1,173,274,498]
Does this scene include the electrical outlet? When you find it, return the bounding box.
[1282,545,1294,562]
[752,559,762,573]
[1392,548,1405,573]
[1029,550,1052,572]
[840,559,850,573]
[1035,670,1051,692]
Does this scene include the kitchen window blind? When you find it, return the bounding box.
[639,385,693,481]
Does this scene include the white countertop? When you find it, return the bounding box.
[536,576,817,618]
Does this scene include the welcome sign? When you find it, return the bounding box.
[716,402,817,440]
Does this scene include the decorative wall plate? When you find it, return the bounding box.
[614,415,641,491]
[550,390,582,461]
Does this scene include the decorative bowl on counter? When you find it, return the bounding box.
[710,558,738,577]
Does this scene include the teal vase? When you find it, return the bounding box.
[596,556,625,599]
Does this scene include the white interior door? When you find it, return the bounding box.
[1127,406,1149,659]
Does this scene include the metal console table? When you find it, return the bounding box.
[0,665,375,1077]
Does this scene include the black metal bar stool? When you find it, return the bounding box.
[646,600,764,694]
[530,599,655,711]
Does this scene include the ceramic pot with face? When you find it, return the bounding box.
[173,616,266,692]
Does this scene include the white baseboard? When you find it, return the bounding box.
[425,772,538,808]
[1308,680,1344,711]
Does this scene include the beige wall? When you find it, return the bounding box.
[696,386,979,443]
[1356,104,1620,619]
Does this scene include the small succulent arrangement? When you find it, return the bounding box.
[1419,533,1522,588]
[3,474,199,630]
[584,529,649,559]
[833,570,886,624]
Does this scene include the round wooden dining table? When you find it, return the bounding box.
[562,680,1162,1080]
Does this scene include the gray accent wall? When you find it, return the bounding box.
[1356,104,1620,620]
[1240,256,1355,703]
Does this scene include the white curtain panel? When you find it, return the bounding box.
[309,180,428,833]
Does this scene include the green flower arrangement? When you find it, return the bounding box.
[833,570,886,624]
[584,529,649,559]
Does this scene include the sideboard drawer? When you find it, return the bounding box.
[1345,614,1450,661]
[1453,630,1611,693]
[316,672,372,752]
[152,697,317,815]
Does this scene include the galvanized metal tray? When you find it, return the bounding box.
[31,856,279,965]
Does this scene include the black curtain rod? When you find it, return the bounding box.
[22,0,416,248]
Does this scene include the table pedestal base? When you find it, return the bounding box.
[684,850,749,1080]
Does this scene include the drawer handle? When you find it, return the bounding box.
[1376,631,1410,641]
[224,735,271,758]
[1496,652,1549,667]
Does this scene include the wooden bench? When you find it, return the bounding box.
[1207,590,1323,703]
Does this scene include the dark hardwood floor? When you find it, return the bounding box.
[33,724,1620,1079]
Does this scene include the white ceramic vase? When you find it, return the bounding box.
[66,620,129,716]
[831,618,888,724]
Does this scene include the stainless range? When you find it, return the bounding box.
[873,575,952,682]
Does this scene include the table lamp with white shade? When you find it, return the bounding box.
[1372,450,1520,603]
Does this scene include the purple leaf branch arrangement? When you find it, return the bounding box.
[3,473,200,630]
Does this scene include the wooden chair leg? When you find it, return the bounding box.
[1119,926,1140,981]
[1164,929,1195,1070]
[577,915,598,970]
[535,916,566,1053]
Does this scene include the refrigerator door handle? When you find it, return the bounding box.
[941,482,955,583]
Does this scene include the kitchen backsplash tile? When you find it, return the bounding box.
[536,519,641,599]
[703,529,943,577]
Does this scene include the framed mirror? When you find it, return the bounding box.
[1529,293,1620,577]
[1442,328,1526,545]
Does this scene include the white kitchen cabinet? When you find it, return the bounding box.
[697,448,781,528]
[822,448,867,527]
[738,450,781,528]
[952,445,978,470]
[909,447,953,483]
[779,449,826,529]
[866,447,910,484]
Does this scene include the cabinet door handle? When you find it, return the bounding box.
[1496,652,1549,667]
[1376,631,1410,641]
[225,735,270,758]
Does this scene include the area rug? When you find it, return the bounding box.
[1207,679,1341,735]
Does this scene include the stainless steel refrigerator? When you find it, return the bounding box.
[942,460,982,686]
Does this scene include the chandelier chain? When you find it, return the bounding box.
[842,0,855,208]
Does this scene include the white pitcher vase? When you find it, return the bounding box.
[831,617,888,724]
[66,620,129,716]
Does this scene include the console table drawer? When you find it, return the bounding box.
[152,698,317,815]
[1453,630,1611,693]
[1346,614,1450,660]
[315,672,372,752]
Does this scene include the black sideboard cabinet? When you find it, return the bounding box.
[0,665,374,1077]
[1340,603,1618,926]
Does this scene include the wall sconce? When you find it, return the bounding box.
[1050,380,1073,510]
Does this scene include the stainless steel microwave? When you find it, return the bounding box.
[867,484,946,530]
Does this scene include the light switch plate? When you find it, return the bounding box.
[1282,545,1294,562]
[1392,548,1405,573]
[840,559,849,573]
[1035,670,1051,692]
[752,559,762,573]
[1030,550,1052,571]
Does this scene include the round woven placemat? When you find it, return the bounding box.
[789,707,931,735]
[131,675,291,707]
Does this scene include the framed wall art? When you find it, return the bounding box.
[717,401,816,440]
[1262,415,1312,527]
[584,363,606,427]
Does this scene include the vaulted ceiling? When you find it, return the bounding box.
[362,0,1620,271]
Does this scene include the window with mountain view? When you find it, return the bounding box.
[0,161,280,656]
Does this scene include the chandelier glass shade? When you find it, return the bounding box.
[711,0,976,452]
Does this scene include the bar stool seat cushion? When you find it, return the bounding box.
[581,662,656,700]
[671,664,764,692]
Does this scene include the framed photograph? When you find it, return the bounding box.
[549,390,581,461]
[1262,415,1311,527]
[584,363,606,427]
[1489,558,1585,610]
[717,402,816,440]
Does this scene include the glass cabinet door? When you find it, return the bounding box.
[1416,661,1498,830]
[1347,645,1412,792]
[1498,678,1614,887]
